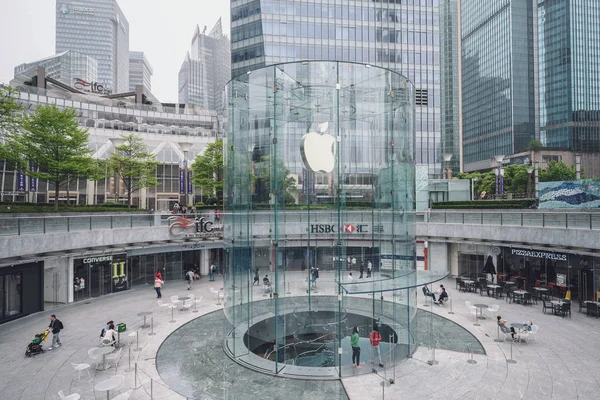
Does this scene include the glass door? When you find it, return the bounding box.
[89,262,112,298]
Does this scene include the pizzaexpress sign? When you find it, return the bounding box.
[511,248,568,261]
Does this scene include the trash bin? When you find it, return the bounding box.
[117,323,126,333]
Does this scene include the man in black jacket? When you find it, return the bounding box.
[47,314,63,350]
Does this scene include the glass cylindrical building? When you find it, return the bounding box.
[223,61,418,378]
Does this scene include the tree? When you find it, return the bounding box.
[457,171,495,199]
[255,155,297,204]
[504,164,529,194]
[0,85,23,135]
[539,161,577,182]
[192,138,223,206]
[108,133,158,210]
[0,104,93,210]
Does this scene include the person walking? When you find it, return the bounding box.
[311,267,319,288]
[46,314,63,350]
[359,263,364,279]
[367,261,372,278]
[370,325,384,367]
[186,269,194,290]
[253,268,260,285]
[154,276,164,298]
[351,326,362,368]
[210,264,217,281]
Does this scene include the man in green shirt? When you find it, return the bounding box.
[351,326,362,368]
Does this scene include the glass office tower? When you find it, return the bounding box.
[460,0,536,171]
[538,0,600,153]
[222,61,435,378]
[231,0,444,177]
[13,51,98,88]
[56,0,130,93]
[128,51,153,92]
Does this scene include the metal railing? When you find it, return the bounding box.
[0,213,156,236]
[423,210,600,230]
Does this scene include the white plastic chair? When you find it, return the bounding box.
[101,337,115,347]
[182,299,193,311]
[465,301,477,322]
[70,362,91,381]
[111,390,132,400]
[58,390,80,400]
[105,347,122,369]
[170,295,182,308]
[127,329,140,347]
[486,304,500,319]
[87,348,102,370]
[157,299,171,313]
[210,287,219,299]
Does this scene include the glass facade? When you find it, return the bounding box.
[128,51,153,92]
[223,61,425,377]
[538,0,600,152]
[13,51,98,88]
[461,0,535,168]
[231,0,444,177]
[56,0,130,93]
[178,19,231,113]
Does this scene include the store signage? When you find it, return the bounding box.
[168,216,223,237]
[511,248,567,262]
[309,223,382,234]
[73,78,111,94]
[83,256,113,264]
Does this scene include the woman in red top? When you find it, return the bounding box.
[155,270,163,281]
[370,325,384,367]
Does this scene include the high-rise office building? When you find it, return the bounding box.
[13,50,98,88]
[538,0,600,153]
[178,19,230,112]
[230,0,443,177]
[129,51,153,92]
[56,0,130,93]
[460,0,536,172]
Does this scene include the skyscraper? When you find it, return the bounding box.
[538,0,600,153]
[460,0,536,172]
[56,0,130,93]
[178,19,230,112]
[129,51,153,92]
[13,51,98,88]
[230,0,443,177]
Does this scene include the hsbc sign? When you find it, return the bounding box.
[310,224,369,234]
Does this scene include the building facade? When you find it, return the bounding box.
[178,19,230,112]
[230,0,444,177]
[13,51,98,88]
[538,0,600,153]
[129,51,153,92]
[56,0,130,93]
[460,0,536,172]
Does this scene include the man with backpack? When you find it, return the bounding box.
[369,325,384,368]
[47,314,63,350]
[210,264,217,281]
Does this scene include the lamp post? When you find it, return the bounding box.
[471,176,478,201]
[526,167,534,198]
[442,154,453,179]
[493,155,505,198]
[178,142,193,207]
[109,137,125,203]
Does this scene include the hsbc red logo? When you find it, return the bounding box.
[342,224,355,233]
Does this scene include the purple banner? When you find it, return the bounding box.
[179,168,185,194]
[310,171,315,194]
[17,172,26,192]
[29,162,37,192]
[302,169,307,194]
[187,171,193,194]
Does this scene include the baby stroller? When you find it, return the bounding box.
[25,330,49,357]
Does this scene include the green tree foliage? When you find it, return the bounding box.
[0,104,93,210]
[0,85,23,135]
[504,164,529,194]
[192,138,224,207]
[457,171,494,199]
[255,155,297,204]
[108,133,158,210]
[539,161,577,182]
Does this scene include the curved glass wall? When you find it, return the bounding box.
[223,61,418,378]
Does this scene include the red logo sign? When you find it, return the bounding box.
[342,224,355,233]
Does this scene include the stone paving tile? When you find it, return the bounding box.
[0,276,599,399]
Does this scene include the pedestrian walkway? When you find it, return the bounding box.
[0,276,598,399]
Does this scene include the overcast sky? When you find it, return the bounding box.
[0,0,230,102]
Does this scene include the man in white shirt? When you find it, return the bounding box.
[186,269,194,290]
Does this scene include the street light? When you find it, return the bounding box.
[471,176,478,201]
[442,154,453,179]
[178,142,193,207]
[526,167,534,198]
[493,155,505,198]
[109,137,125,203]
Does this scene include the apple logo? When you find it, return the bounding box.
[300,122,336,173]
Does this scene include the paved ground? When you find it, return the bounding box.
[0,275,599,399]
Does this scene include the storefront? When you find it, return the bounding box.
[73,254,128,301]
[0,261,43,324]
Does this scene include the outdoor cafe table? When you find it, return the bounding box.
[551,300,567,315]
[533,287,549,299]
[94,375,122,400]
[512,290,528,304]
[584,301,600,318]
[96,346,115,371]
[137,311,152,328]
[178,296,190,310]
[488,285,501,298]
[473,303,488,326]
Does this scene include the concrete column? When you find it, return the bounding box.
[449,243,459,277]
[86,180,95,205]
[139,188,147,209]
[201,249,210,277]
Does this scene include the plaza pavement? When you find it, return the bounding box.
[0,273,599,399]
